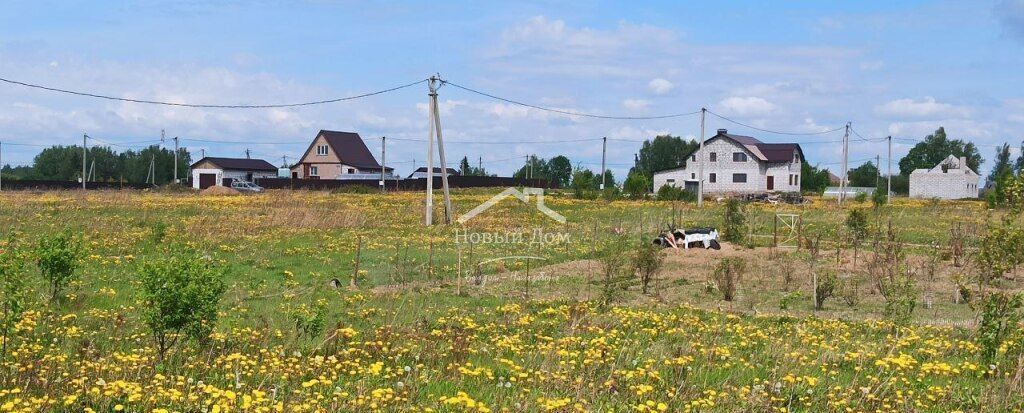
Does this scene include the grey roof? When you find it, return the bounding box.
[191,157,277,171]
[652,129,804,174]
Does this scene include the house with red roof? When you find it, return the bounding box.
[290,130,394,179]
[652,129,805,194]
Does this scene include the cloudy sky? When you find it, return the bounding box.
[2,0,1023,178]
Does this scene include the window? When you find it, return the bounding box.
[347,168,356,174]
[691,173,695,179]
[310,166,319,176]
[732,173,747,183]
[709,173,716,183]
[691,154,696,162]
[709,152,717,162]
[316,145,328,156]
[794,151,799,162]
[788,175,793,185]
[733,152,747,162]
[666,179,675,184]
[796,175,799,186]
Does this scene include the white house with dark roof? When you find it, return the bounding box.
[190,157,279,189]
[652,129,804,194]
[290,130,395,179]
[909,155,980,199]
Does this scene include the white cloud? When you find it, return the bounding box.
[716,96,777,117]
[622,98,649,112]
[648,78,674,95]
[874,97,971,120]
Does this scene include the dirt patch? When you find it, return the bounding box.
[201,186,241,196]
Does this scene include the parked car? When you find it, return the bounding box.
[230,181,264,193]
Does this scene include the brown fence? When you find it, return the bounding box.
[254,176,554,191]
[0,180,153,190]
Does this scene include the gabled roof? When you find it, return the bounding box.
[301,130,391,170]
[913,154,979,176]
[652,129,804,174]
[712,130,804,163]
[191,157,277,171]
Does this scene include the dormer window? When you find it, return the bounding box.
[316,145,328,156]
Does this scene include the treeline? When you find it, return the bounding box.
[1,145,191,185]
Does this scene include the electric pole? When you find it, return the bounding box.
[380,136,386,192]
[82,133,87,190]
[600,137,607,190]
[875,154,880,189]
[478,156,482,174]
[887,136,892,201]
[173,136,179,184]
[201,148,206,159]
[423,75,454,225]
[528,155,534,180]
[838,123,850,205]
[698,108,706,207]
[245,148,251,159]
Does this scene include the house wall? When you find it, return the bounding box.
[191,168,222,189]
[909,171,980,199]
[652,137,801,194]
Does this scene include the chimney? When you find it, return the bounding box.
[959,156,967,169]
[717,128,728,135]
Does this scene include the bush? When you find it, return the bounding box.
[632,241,665,295]
[601,186,621,201]
[0,236,29,357]
[36,230,83,301]
[854,192,868,203]
[976,293,1023,366]
[597,237,630,306]
[722,199,747,243]
[622,171,650,200]
[814,269,837,310]
[712,257,745,302]
[140,249,227,362]
[872,188,888,207]
[845,208,869,241]
[656,184,696,202]
[881,275,917,329]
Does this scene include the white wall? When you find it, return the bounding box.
[191,168,222,189]
[909,171,980,199]
[652,137,801,194]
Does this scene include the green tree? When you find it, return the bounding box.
[631,135,699,182]
[800,162,831,194]
[622,170,650,199]
[0,236,29,357]
[988,143,1014,188]
[1016,140,1024,175]
[722,199,747,243]
[847,161,879,188]
[898,127,982,176]
[513,155,550,182]
[458,156,472,176]
[36,231,83,301]
[140,249,227,363]
[571,169,596,199]
[547,155,572,188]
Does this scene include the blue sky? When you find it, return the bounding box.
[1,0,1023,179]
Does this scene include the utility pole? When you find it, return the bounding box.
[887,136,892,201]
[201,148,206,159]
[82,133,87,190]
[528,155,534,180]
[838,123,850,205]
[88,159,95,181]
[478,156,482,173]
[429,75,453,224]
[245,148,251,159]
[380,136,386,192]
[423,75,454,225]
[173,136,179,184]
[875,154,880,189]
[698,108,706,207]
[600,137,607,190]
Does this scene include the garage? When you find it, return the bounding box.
[189,157,280,190]
[198,173,217,189]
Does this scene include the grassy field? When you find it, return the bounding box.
[0,189,1021,412]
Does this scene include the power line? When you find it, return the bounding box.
[706,110,846,136]
[441,79,702,120]
[0,76,428,108]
